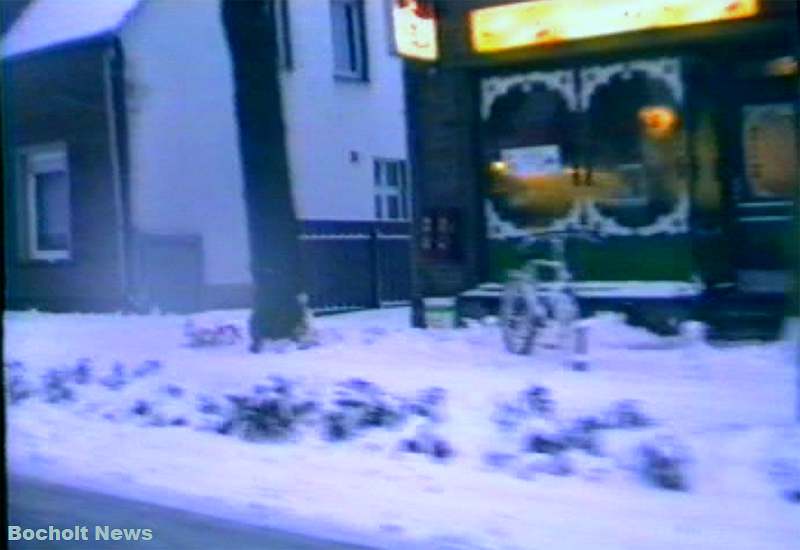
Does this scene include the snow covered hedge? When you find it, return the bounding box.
[8,359,766,495]
[4,359,457,462]
[483,385,695,490]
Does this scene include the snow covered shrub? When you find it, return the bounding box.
[215,378,325,441]
[41,368,74,403]
[561,417,603,455]
[523,417,566,455]
[99,362,127,390]
[132,359,162,378]
[191,394,227,432]
[131,399,151,417]
[491,399,527,433]
[321,379,392,440]
[291,398,319,422]
[225,392,296,441]
[128,394,189,427]
[523,385,555,417]
[359,395,404,429]
[637,434,691,490]
[163,384,184,398]
[196,394,222,415]
[323,410,358,441]
[408,386,447,422]
[325,378,406,433]
[267,375,292,396]
[398,419,454,462]
[72,358,93,385]
[431,438,455,461]
[184,319,242,347]
[148,404,190,427]
[605,400,651,429]
[5,361,34,405]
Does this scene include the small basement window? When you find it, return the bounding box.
[17,144,72,261]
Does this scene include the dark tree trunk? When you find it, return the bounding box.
[221,0,304,351]
[0,0,31,34]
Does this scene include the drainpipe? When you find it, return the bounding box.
[103,40,132,312]
[794,35,800,422]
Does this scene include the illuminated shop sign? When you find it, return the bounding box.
[470,0,760,53]
[392,0,439,60]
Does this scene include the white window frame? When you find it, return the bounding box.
[16,143,72,261]
[330,0,369,81]
[374,158,411,221]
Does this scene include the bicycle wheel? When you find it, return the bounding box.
[501,280,540,355]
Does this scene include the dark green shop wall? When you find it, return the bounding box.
[487,235,695,282]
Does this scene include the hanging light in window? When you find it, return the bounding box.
[638,106,680,140]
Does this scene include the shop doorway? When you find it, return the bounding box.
[728,67,797,295]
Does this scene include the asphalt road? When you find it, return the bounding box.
[7,476,374,549]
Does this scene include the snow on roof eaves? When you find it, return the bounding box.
[1,0,143,60]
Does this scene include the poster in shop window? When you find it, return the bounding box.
[500,145,562,178]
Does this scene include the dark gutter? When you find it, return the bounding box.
[103,38,133,311]
[1,31,117,63]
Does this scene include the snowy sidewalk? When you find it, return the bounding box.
[4,308,799,549]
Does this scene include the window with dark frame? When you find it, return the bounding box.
[17,144,72,261]
[742,103,798,200]
[374,158,410,221]
[330,0,368,81]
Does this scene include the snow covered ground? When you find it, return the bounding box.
[4,308,799,549]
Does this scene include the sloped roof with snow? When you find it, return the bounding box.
[1,0,142,59]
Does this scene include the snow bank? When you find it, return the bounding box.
[4,308,799,549]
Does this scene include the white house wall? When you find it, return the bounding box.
[121,0,251,287]
[281,0,409,221]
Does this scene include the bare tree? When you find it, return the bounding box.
[221,0,304,351]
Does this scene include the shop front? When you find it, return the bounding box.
[398,0,798,336]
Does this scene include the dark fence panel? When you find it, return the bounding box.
[299,234,373,312]
[376,234,412,305]
[299,222,412,312]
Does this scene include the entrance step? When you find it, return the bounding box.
[698,293,787,341]
[456,281,700,335]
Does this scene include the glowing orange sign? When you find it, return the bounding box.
[639,106,680,139]
[471,0,759,53]
[393,0,438,60]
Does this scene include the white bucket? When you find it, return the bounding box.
[424,297,456,329]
